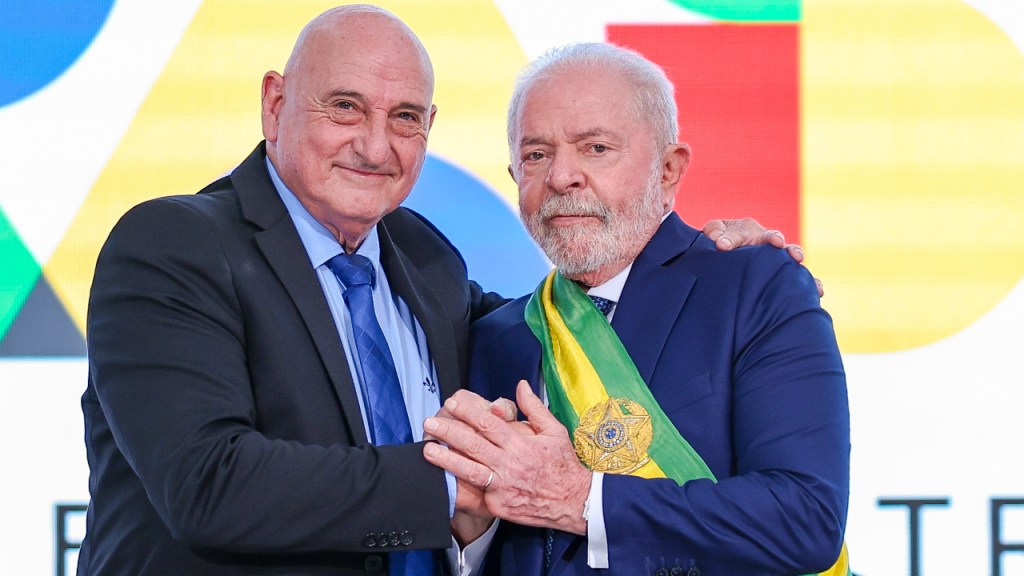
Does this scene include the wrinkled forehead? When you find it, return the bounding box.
[290,10,434,98]
[518,67,634,129]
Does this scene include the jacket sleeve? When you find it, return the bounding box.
[87,198,452,556]
[468,280,511,322]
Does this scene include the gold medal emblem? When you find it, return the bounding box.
[573,397,653,474]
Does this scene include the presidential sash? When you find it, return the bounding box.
[524,270,850,576]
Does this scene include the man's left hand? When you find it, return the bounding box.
[423,381,591,535]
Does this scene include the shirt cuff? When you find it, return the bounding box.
[445,519,500,576]
[446,470,456,517]
[586,472,609,569]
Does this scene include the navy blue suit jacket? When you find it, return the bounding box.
[470,214,849,575]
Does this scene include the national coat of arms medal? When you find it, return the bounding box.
[573,397,654,474]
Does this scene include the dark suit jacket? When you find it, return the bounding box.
[79,143,505,575]
[471,214,849,576]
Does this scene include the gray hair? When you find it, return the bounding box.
[506,42,678,165]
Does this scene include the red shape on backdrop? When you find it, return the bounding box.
[607,24,801,244]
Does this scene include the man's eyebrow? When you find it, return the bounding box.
[324,89,366,103]
[393,101,431,116]
[569,128,614,142]
[519,129,616,148]
[519,136,552,148]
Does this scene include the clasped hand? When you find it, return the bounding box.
[423,381,592,543]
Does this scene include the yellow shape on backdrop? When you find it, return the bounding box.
[45,0,526,332]
[803,0,1024,353]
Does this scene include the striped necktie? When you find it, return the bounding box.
[327,253,435,576]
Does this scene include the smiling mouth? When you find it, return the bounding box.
[337,164,390,178]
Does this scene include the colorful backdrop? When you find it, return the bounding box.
[1,0,1022,574]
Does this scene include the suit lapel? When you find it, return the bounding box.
[613,215,699,388]
[377,221,463,402]
[235,144,368,444]
[496,302,543,398]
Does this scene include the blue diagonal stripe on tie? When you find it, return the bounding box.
[328,253,411,445]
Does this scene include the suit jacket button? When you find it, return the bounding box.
[363,533,377,548]
[388,531,401,546]
[363,554,384,573]
[400,531,414,546]
[378,532,390,547]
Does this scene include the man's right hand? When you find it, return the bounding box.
[703,218,824,297]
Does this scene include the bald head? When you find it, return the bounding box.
[285,5,434,98]
[260,4,438,250]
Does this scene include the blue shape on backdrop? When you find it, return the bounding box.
[405,155,550,299]
[0,0,115,106]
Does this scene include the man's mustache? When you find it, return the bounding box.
[535,195,611,223]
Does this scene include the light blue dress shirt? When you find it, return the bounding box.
[265,159,456,514]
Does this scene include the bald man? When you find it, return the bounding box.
[79,6,506,574]
[79,5,799,576]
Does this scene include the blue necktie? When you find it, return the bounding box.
[327,253,435,576]
[588,295,615,317]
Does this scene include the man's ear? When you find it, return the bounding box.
[261,71,285,142]
[427,104,438,132]
[508,164,517,184]
[662,143,691,187]
[660,143,691,203]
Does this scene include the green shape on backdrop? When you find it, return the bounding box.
[670,0,800,21]
[0,207,40,337]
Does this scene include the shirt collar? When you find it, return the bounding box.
[586,262,632,303]
[265,157,382,269]
[585,211,670,302]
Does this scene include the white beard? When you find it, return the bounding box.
[522,165,665,280]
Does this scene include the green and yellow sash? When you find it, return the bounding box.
[524,270,850,576]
